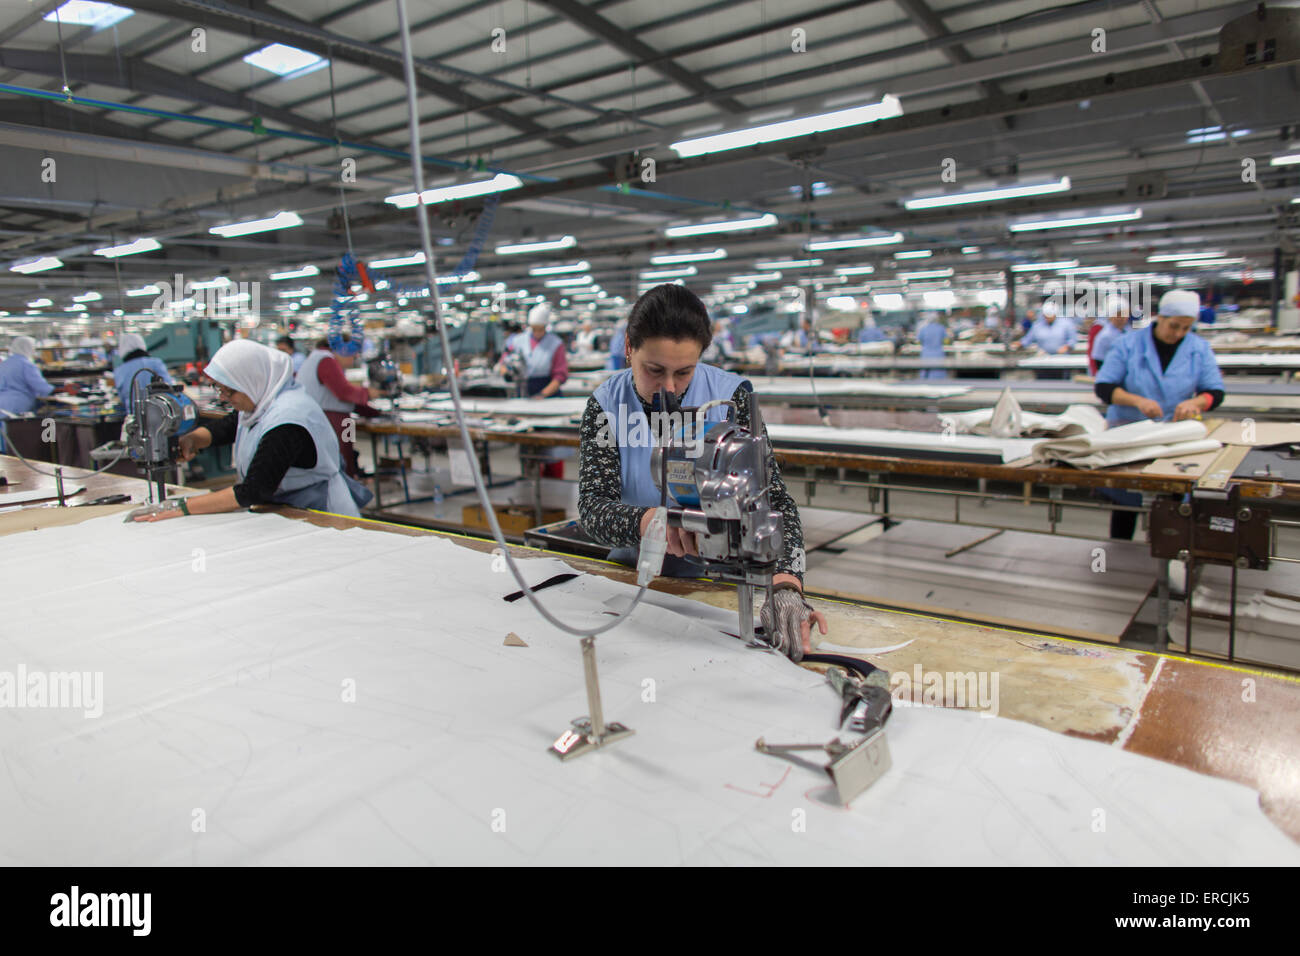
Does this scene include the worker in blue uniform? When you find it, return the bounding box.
[0,335,54,416]
[113,333,174,413]
[915,311,947,379]
[1016,300,1076,353]
[1090,295,1133,371]
[1094,289,1226,539]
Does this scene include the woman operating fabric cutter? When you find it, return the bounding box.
[577,283,828,660]
[128,340,371,522]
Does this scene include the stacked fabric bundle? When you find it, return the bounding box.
[1031,419,1221,469]
[940,387,1106,438]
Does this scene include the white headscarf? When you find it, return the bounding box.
[119,332,147,356]
[528,302,552,329]
[9,336,36,361]
[1159,289,1201,319]
[204,340,294,429]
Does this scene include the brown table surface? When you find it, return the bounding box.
[0,454,189,507]
[358,417,1300,501]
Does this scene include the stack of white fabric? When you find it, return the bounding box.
[940,387,1106,439]
[1031,419,1221,469]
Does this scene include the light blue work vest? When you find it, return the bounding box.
[113,354,172,412]
[508,331,564,380]
[592,363,748,509]
[235,384,362,517]
[0,355,52,414]
[1095,326,1225,425]
[296,349,354,413]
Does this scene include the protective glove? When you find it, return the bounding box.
[123,499,182,522]
[759,587,819,662]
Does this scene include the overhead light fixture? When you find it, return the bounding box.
[962,246,981,254]
[1059,265,1118,275]
[191,277,231,290]
[386,174,522,208]
[72,292,102,302]
[893,250,932,260]
[1147,250,1226,262]
[10,256,63,274]
[495,236,576,255]
[923,290,956,308]
[44,2,132,30]
[435,272,479,284]
[905,177,1071,210]
[27,298,52,308]
[545,276,594,288]
[1185,125,1249,144]
[649,249,727,264]
[728,272,781,282]
[93,237,161,258]
[1010,260,1079,272]
[126,285,162,297]
[209,211,303,238]
[833,266,875,276]
[1009,209,1142,232]
[755,258,822,270]
[664,214,778,238]
[806,232,902,251]
[243,43,327,79]
[898,268,954,280]
[640,266,698,279]
[276,287,315,298]
[220,293,252,304]
[370,253,426,269]
[873,293,905,311]
[269,265,320,280]
[670,96,902,157]
[1175,257,1246,267]
[529,261,589,275]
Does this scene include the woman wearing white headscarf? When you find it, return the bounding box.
[129,340,372,521]
[112,332,174,413]
[0,335,55,415]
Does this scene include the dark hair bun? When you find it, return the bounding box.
[627,284,712,352]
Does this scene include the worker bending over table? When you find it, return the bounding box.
[500,302,570,477]
[1094,289,1226,540]
[578,283,828,660]
[128,340,371,522]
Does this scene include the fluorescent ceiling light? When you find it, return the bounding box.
[834,266,875,276]
[276,287,315,298]
[126,285,161,297]
[640,266,698,279]
[806,232,902,251]
[27,298,52,308]
[1147,250,1225,262]
[1267,151,1300,166]
[649,249,727,264]
[1009,209,1141,232]
[893,250,932,260]
[386,174,522,208]
[962,246,981,254]
[269,265,320,280]
[873,294,905,311]
[755,258,822,270]
[209,211,303,238]
[1185,126,1249,144]
[1059,265,1117,275]
[45,2,132,30]
[728,272,781,282]
[1175,257,1245,267]
[435,272,479,284]
[1010,260,1079,272]
[664,214,777,238]
[923,291,956,308]
[467,284,507,293]
[220,293,252,304]
[10,256,63,274]
[545,276,594,287]
[670,96,902,157]
[495,236,575,255]
[243,43,326,79]
[72,292,102,302]
[93,237,161,258]
[190,277,231,290]
[370,253,426,269]
[905,177,1070,210]
[529,261,589,275]
[898,268,954,280]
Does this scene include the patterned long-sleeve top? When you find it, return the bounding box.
[577,384,804,580]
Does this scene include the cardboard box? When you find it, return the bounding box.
[463,504,566,534]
